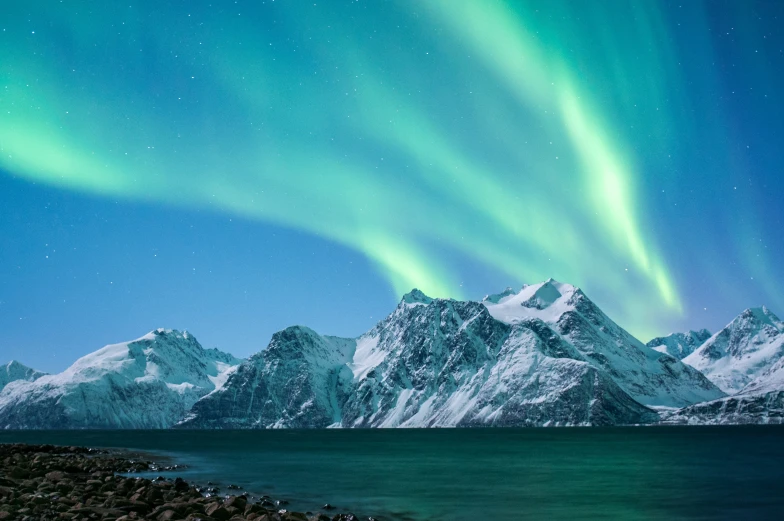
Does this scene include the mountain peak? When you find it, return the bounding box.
[683,305,784,394]
[482,287,516,304]
[522,280,563,310]
[732,307,783,332]
[401,288,433,305]
[646,329,712,360]
[0,360,47,392]
[482,279,580,324]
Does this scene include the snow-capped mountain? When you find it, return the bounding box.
[665,307,784,425]
[646,329,712,359]
[0,361,46,392]
[181,280,721,429]
[481,280,722,407]
[682,307,784,394]
[0,329,240,429]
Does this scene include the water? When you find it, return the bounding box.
[1,426,783,520]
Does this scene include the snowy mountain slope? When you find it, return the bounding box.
[0,329,240,429]
[0,361,46,392]
[682,307,784,394]
[337,300,657,428]
[662,307,784,424]
[646,329,711,359]
[482,280,723,407]
[182,286,674,428]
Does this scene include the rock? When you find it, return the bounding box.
[45,470,66,482]
[0,444,378,521]
[8,467,29,479]
[157,509,179,521]
[224,495,247,510]
[205,502,232,520]
[147,486,165,502]
[119,500,152,515]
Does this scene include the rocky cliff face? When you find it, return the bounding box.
[182,281,723,429]
[0,329,240,429]
[180,326,356,429]
[646,329,712,359]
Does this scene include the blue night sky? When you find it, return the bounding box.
[1,0,783,373]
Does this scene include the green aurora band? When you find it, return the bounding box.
[0,0,777,339]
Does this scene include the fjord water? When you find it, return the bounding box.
[1,427,782,520]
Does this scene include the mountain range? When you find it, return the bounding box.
[1,279,782,428]
[0,330,239,428]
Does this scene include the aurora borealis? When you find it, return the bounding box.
[2,1,783,369]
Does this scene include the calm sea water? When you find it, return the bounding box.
[1,427,782,520]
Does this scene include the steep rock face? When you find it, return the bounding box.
[646,330,712,359]
[683,307,784,394]
[341,303,657,427]
[0,329,240,429]
[482,280,723,407]
[0,361,46,392]
[183,289,661,428]
[181,326,355,428]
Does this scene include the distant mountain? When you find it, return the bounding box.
[682,307,784,394]
[15,281,784,429]
[0,361,46,392]
[665,307,784,425]
[0,329,240,429]
[181,280,721,429]
[646,329,712,359]
[664,388,784,425]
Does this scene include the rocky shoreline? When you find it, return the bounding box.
[0,444,373,521]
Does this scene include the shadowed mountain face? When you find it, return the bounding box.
[181,281,722,429]
[646,330,712,360]
[0,329,239,429]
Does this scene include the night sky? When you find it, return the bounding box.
[2,0,783,373]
